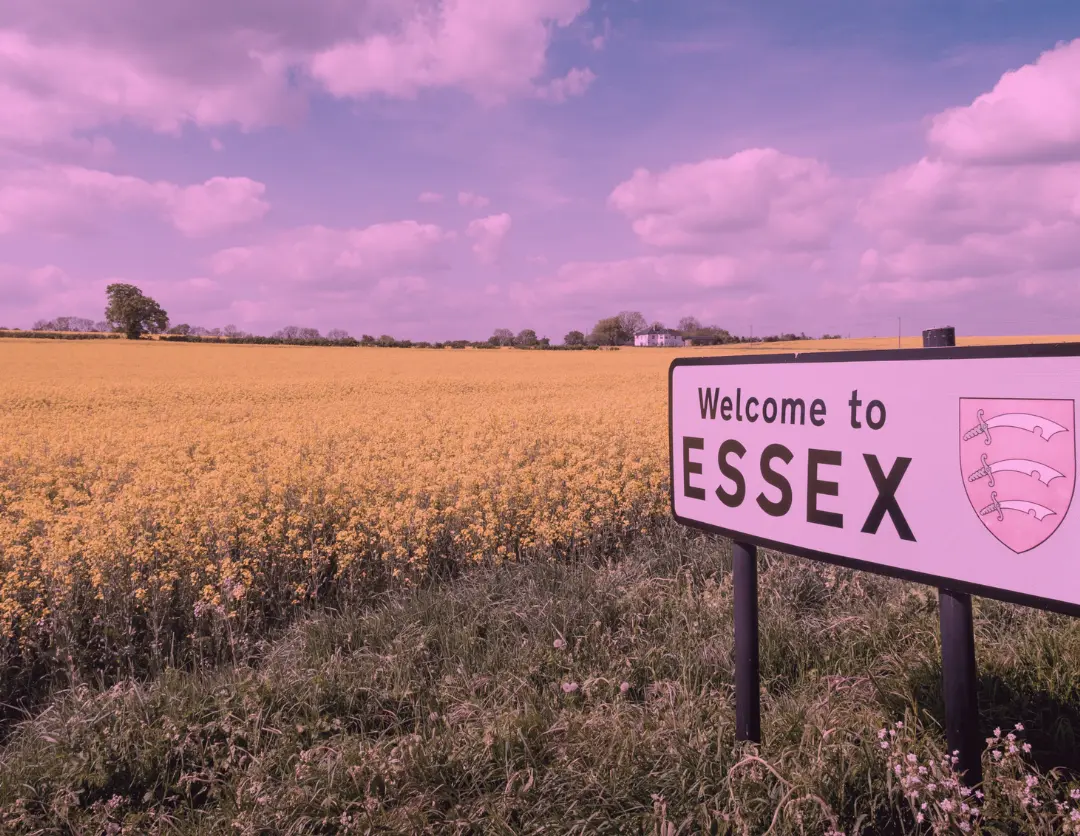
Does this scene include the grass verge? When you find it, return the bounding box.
[3,522,1080,834]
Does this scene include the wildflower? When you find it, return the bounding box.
[619,681,630,694]
[561,681,578,694]
[553,638,565,649]
[1015,722,1025,731]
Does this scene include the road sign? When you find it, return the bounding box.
[669,343,1080,616]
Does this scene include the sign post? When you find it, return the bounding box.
[923,327,982,786]
[732,540,761,742]
[670,340,1080,783]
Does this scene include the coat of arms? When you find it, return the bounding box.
[960,398,1075,554]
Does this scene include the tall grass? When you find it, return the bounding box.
[3,521,1079,834]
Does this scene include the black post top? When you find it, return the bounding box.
[922,326,956,348]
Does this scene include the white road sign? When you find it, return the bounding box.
[669,345,1080,614]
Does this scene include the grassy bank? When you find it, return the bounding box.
[3,522,1080,834]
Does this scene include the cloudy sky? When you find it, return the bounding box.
[1,0,1079,341]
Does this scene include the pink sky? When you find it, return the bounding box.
[1,1,1080,340]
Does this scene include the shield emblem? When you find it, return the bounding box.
[960,398,1076,553]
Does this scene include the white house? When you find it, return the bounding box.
[634,326,685,347]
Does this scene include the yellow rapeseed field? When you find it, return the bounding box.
[1,340,677,680]
[1,334,1073,685]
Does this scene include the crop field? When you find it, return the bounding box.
[0,341,673,687]
[4,335,1080,692]
[3,336,1080,833]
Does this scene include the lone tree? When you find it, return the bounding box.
[589,316,625,346]
[564,330,586,346]
[617,311,647,340]
[678,315,701,334]
[105,283,169,339]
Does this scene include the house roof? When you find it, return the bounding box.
[635,326,681,336]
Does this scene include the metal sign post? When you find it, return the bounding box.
[924,327,982,786]
[732,540,761,742]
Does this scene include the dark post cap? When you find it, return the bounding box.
[922,326,956,348]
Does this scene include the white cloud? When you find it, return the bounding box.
[209,220,451,284]
[608,148,847,254]
[534,67,596,103]
[308,0,592,104]
[0,165,269,236]
[466,212,512,264]
[928,38,1080,165]
[0,29,304,148]
[0,0,594,151]
[859,40,1080,293]
[458,190,491,209]
[167,176,270,237]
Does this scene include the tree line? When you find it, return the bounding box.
[7,286,843,348]
[566,312,840,346]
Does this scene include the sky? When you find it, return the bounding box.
[1,0,1080,342]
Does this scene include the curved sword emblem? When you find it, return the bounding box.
[967,453,1066,488]
[979,491,1057,522]
[963,409,1070,445]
